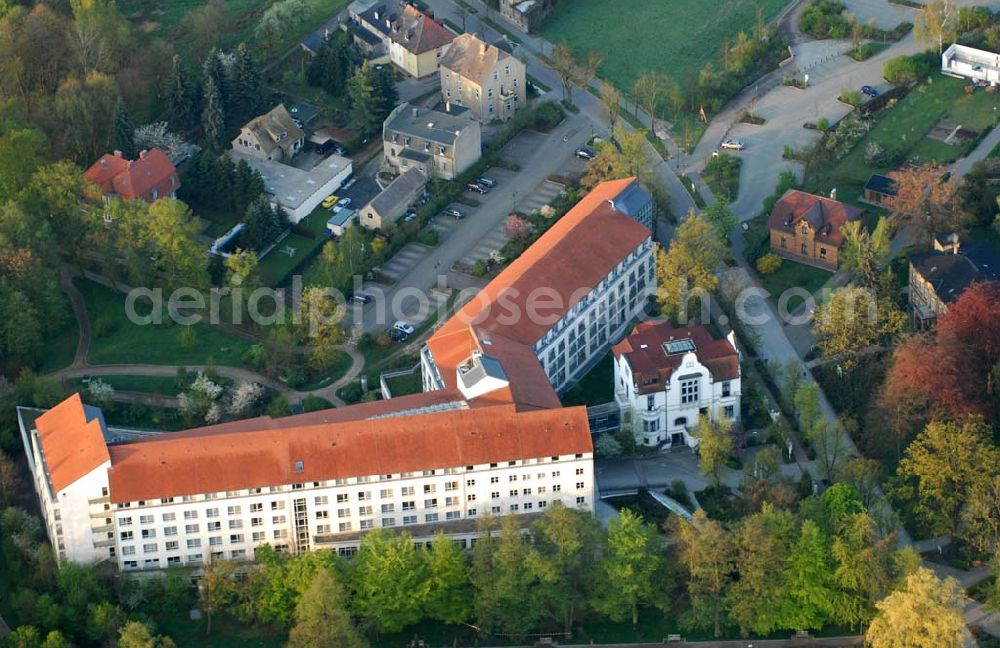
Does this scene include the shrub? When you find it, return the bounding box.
[374,332,392,348]
[533,101,564,131]
[472,259,488,277]
[417,228,439,246]
[302,395,333,412]
[839,89,862,106]
[338,381,364,404]
[817,116,830,131]
[92,314,117,337]
[756,253,783,275]
[883,51,937,85]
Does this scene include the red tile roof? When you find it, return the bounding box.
[84,149,180,203]
[390,5,455,54]
[106,403,591,503]
[34,393,110,492]
[612,321,740,395]
[426,178,651,409]
[767,189,865,247]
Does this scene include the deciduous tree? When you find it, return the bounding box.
[117,621,175,648]
[866,567,964,648]
[888,163,966,239]
[594,509,663,626]
[552,42,577,104]
[352,530,428,633]
[676,509,734,637]
[812,285,905,370]
[423,532,471,624]
[655,212,726,320]
[288,569,367,648]
[726,505,794,635]
[695,413,733,486]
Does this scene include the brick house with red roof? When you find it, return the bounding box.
[612,322,741,448]
[83,149,180,204]
[768,189,865,271]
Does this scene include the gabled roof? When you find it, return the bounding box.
[426,178,652,410]
[34,393,110,492]
[767,189,865,247]
[84,149,180,203]
[440,33,514,85]
[612,321,740,395]
[909,240,1000,304]
[239,104,305,154]
[106,402,591,503]
[385,102,478,145]
[387,4,454,54]
[366,168,426,217]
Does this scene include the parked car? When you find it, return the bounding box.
[467,181,489,194]
[720,139,745,151]
[477,176,497,188]
[351,292,373,305]
[861,85,879,97]
[336,197,352,209]
[393,321,415,336]
[315,139,337,155]
[575,146,596,160]
[444,207,466,219]
[321,194,339,209]
[404,211,417,222]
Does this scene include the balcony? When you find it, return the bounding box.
[88,495,110,505]
[91,523,113,534]
[93,537,114,549]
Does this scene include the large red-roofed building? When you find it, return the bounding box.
[83,149,180,204]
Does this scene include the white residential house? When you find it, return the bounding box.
[612,322,741,448]
[942,43,1000,85]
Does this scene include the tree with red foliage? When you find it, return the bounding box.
[504,214,531,241]
[936,282,1000,374]
[887,163,968,240]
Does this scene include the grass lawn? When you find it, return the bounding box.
[69,375,181,395]
[758,258,833,311]
[385,370,423,397]
[258,209,333,286]
[540,0,788,100]
[971,224,1000,249]
[37,324,78,374]
[561,352,613,407]
[820,76,1000,200]
[153,613,286,648]
[294,350,354,390]
[78,279,254,367]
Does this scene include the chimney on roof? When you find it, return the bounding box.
[139,150,148,159]
[445,100,451,113]
[411,106,419,118]
[113,150,123,158]
[829,187,837,200]
[934,232,962,255]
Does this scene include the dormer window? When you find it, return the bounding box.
[801,224,808,235]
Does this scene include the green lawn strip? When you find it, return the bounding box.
[758,259,833,312]
[78,278,254,367]
[527,73,552,93]
[70,375,181,395]
[258,209,332,286]
[824,77,1000,189]
[679,174,707,208]
[561,351,613,407]
[971,225,1000,249]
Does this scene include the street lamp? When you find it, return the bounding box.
[511,190,518,214]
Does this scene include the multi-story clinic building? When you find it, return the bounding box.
[19,178,652,572]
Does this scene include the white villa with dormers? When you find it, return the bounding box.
[612,322,741,448]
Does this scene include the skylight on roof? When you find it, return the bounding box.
[663,339,695,355]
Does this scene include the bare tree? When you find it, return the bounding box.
[580,49,603,88]
[915,0,957,53]
[552,42,577,104]
[634,70,667,131]
[600,83,623,132]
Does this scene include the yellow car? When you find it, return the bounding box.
[321,194,339,209]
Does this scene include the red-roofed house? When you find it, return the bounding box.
[768,189,865,271]
[612,321,741,448]
[84,149,180,204]
[422,177,656,410]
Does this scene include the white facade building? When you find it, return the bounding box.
[19,392,593,572]
[422,178,656,407]
[942,43,1000,85]
[612,322,741,448]
[230,151,353,223]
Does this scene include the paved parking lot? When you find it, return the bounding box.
[379,242,433,282]
[518,179,564,214]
